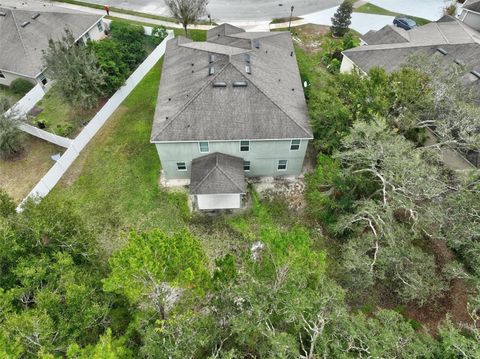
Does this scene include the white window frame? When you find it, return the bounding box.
[240,140,250,152]
[97,20,104,32]
[198,141,210,153]
[243,160,251,172]
[177,162,187,171]
[84,31,91,42]
[277,160,288,171]
[290,139,301,151]
[38,73,48,86]
[0,71,5,79]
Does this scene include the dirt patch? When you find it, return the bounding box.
[291,24,331,53]
[0,135,62,203]
[254,178,306,212]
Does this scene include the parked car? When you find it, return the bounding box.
[393,17,417,30]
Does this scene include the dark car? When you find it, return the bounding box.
[393,17,417,30]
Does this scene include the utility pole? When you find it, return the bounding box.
[288,5,294,31]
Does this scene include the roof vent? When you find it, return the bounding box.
[213,81,227,88]
[244,53,251,63]
[436,47,448,55]
[209,66,215,76]
[471,70,480,79]
[209,54,215,63]
[454,59,465,66]
[31,13,40,19]
[233,81,247,87]
[0,11,6,17]
[21,21,30,27]
[245,64,251,74]
[254,39,260,49]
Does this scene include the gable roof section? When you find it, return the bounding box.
[190,153,246,194]
[361,25,409,45]
[465,0,480,13]
[0,5,103,78]
[151,27,312,142]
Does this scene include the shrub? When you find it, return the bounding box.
[0,189,16,217]
[0,112,24,160]
[109,21,146,70]
[151,25,168,46]
[10,78,34,95]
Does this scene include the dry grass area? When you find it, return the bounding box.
[0,135,62,203]
[290,24,332,53]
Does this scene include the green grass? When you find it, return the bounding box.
[270,16,303,24]
[34,86,99,138]
[0,85,23,107]
[106,16,207,42]
[354,3,430,26]
[50,60,188,243]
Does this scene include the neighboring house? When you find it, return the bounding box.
[340,15,480,166]
[151,23,312,210]
[459,0,480,31]
[0,4,105,87]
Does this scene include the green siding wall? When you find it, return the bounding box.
[155,139,309,180]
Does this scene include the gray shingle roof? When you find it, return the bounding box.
[465,0,480,13]
[151,24,312,142]
[0,5,103,78]
[190,152,246,194]
[361,25,409,45]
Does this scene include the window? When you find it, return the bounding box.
[243,161,251,172]
[177,162,187,171]
[84,31,91,42]
[277,160,288,171]
[38,73,47,86]
[97,21,104,32]
[290,139,301,151]
[0,71,5,79]
[240,140,249,152]
[199,142,209,153]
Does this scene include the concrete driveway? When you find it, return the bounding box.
[77,0,342,21]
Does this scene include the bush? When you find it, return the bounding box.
[0,113,24,160]
[151,25,168,46]
[109,21,146,70]
[10,78,34,95]
[0,189,16,217]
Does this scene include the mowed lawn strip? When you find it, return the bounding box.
[354,3,430,25]
[51,60,187,236]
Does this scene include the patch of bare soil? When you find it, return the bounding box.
[255,179,306,212]
[403,239,474,335]
[291,24,331,53]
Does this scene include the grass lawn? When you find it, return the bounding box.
[354,3,430,25]
[34,86,100,138]
[106,16,207,42]
[0,85,23,107]
[0,135,62,203]
[50,60,188,254]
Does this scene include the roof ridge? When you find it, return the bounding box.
[229,62,312,138]
[10,9,31,63]
[215,163,245,193]
[191,160,217,193]
[435,22,451,44]
[152,60,231,139]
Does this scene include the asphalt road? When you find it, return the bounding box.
[79,0,342,21]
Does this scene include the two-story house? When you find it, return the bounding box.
[0,4,105,87]
[151,24,312,210]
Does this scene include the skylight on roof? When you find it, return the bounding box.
[209,66,215,76]
[233,81,247,87]
[244,53,250,63]
[254,39,260,49]
[209,54,215,63]
[245,64,251,74]
[31,13,40,20]
[471,70,480,80]
[21,21,30,27]
[0,11,6,17]
[213,81,227,88]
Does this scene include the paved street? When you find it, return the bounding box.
[369,0,447,21]
[76,0,342,21]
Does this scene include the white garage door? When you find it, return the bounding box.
[197,194,241,210]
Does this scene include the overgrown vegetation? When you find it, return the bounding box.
[0,96,24,160]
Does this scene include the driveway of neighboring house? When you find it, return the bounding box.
[369,0,447,21]
[303,6,395,34]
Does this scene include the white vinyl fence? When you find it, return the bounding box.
[17,30,174,211]
[9,83,45,116]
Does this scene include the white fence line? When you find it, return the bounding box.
[9,83,45,116]
[19,123,73,148]
[17,31,174,211]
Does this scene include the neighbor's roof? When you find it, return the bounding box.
[0,5,103,78]
[344,17,480,99]
[361,25,409,45]
[151,23,312,142]
[190,152,246,195]
[464,0,480,13]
